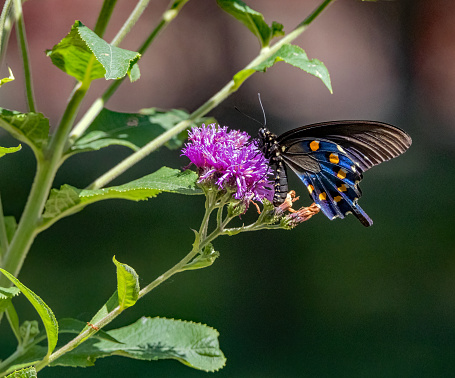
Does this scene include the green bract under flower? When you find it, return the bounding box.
[182,124,273,203]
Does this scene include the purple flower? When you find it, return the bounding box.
[182,123,273,203]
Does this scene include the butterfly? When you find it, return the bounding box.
[257,120,412,226]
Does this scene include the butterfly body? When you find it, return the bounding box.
[257,121,412,227]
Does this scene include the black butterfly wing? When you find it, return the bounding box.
[277,121,411,226]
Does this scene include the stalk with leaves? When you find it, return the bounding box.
[0,0,336,376]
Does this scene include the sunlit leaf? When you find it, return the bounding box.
[0,286,20,314]
[42,167,202,222]
[234,44,332,93]
[216,0,284,47]
[6,366,37,378]
[46,20,140,82]
[253,44,332,93]
[113,256,139,310]
[0,269,58,356]
[0,67,14,87]
[0,144,21,158]
[0,108,49,154]
[51,317,226,372]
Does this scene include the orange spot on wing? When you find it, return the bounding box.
[338,184,348,192]
[307,184,314,194]
[334,195,342,203]
[318,192,327,201]
[310,141,320,151]
[337,169,347,179]
[329,153,339,164]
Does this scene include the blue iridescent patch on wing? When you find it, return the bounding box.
[284,138,373,226]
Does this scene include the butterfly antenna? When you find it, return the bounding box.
[257,93,267,127]
[234,106,264,127]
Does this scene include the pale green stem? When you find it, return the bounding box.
[0,194,8,259]
[34,306,122,372]
[69,0,190,142]
[0,348,23,374]
[87,0,336,190]
[13,0,35,112]
[35,190,221,371]
[110,0,151,46]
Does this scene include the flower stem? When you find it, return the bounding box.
[87,0,336,190]
[35,190,224,370]
[13,0,35,112]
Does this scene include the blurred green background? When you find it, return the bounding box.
[1,0,455,377]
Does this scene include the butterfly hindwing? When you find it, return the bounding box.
[281,137,373,226]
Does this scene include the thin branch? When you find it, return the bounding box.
[13,0,35,112]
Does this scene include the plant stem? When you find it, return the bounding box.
[139,197,223,298]
[110,0,151,47]
[94,0,118,37]
[87,0,336,190]
[0,194,8,259]
[0,160,48,288]
[0,83,89,288]
[34,305,123,372]
[13,0,35,112]
[36,190,221,371]
[69,0,190,142]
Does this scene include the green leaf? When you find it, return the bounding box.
[0,286,20,314]
[0,67,15,87]
[183,243,220,271]
[57,318,122,344]
[112,256,139,310]
[46,20,141,82]
[0,108,49,154]
[250,43,333,93]
[128,62,141,82]
[42,167,202,222]
[0,286,20,300]
[0,269,59,356]
[0,144,21,158]
[41,184,81,219]
[71,107,215,155]
[6,366,37,378]
[216,0,284,47]
[51,317,226,372]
